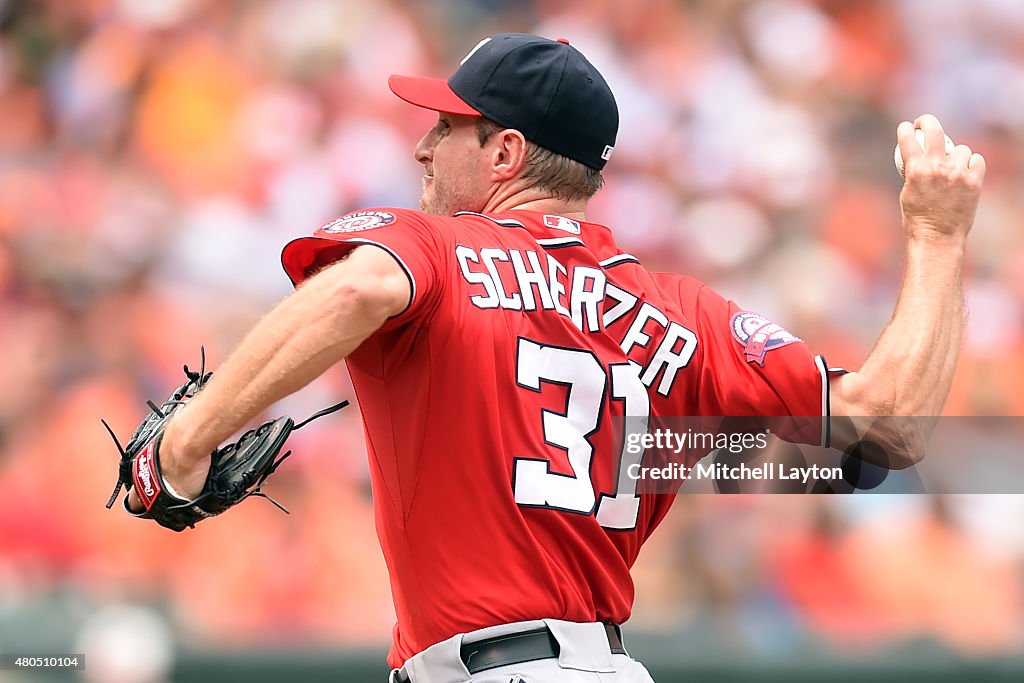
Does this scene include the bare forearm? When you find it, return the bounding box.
[124,245,410,510]
[855,237,966,416]
[167,280,379,457]
[827,115,984,465]
[164,246,409,464]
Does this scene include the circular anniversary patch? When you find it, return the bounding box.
[319,211,396,233]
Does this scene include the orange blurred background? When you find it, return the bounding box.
[1,0,1023,675]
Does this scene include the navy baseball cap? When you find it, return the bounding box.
[389,33,619,171]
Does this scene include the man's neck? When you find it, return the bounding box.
[481,184,588,221]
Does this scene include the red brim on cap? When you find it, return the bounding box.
[388,75,481,116]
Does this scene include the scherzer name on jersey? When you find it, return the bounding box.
[456,245,697,397]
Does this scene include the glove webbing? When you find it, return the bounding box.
[169,399,349,515]
[102,348,211,509]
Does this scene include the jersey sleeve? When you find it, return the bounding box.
[280,208,447,329]
[692,284,829,446]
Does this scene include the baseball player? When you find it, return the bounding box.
[126,33,984,682]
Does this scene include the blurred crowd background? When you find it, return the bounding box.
[2,0,1024,679]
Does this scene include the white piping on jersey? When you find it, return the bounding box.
[815,354,829,448]
[452,211,526,228]
[598,254,640,268]
[452,211,637,264]
[343,238,417,316]
[536,237,585,248]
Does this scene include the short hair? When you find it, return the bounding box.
[475,118,604,202]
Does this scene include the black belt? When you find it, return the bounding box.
[392,623,625,683]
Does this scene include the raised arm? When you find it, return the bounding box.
[128,244,410,509]
[829,114,985,466]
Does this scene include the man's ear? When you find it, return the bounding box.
[489,129,528,182]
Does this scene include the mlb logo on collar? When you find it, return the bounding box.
[543,215,581,235]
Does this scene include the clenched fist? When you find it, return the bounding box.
[897,114,985,244]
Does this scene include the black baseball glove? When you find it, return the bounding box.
[103,351,348,532]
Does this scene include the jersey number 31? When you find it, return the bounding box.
[512,338,660,531]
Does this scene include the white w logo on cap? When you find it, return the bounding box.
[460,37,492,65]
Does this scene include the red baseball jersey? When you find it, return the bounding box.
[281,208,828,667]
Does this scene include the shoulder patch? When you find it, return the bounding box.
[320,210,396,234]
[730,311,802,365]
